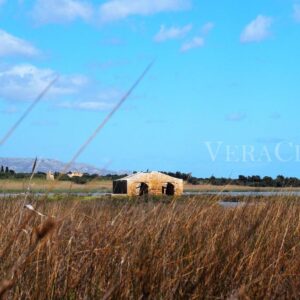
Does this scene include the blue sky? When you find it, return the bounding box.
[0,0,300,177]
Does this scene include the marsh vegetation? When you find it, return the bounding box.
[0,195,300,299]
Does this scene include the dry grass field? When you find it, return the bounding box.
[0,179,112,193]
[1,195,300,299]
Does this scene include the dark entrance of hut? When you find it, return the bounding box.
[139,182,149,196]
[113,180,127,194]
[162,183,175,196]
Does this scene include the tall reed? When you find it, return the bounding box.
[0,196,299,299]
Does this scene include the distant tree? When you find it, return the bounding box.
[71,176,88,185]
[275,175,285,187]
[276,175,285,181]
[5,167,9,173]
[209,176,216,185]
[90,174,99,179]
[35,172,46,179]
[0,166,3,173]
[285,177,295,187]
[252,175,261,182]
[262,176,273,187]
[187,177,199,185]
[238,175,247,185]
[0,173,7,179]
[58,174,70,181]
[14,173,27,179]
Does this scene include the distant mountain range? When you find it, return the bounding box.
[0,157,116,175]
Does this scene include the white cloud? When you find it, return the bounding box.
[0,64,87,101]
[180,36,204,52]
[178,22,214,53]
[154,24,192,42]
[58,101,113,111]
[57,88,122,111]
[0,29,40,57]
[99,0,190,23]
[32,0,191,24]
[0,63,124,112]
[293,4,300,22]
[32,0,93,24]
[201,22,214,35]
[240,15,273,43]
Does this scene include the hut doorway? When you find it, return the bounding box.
[113,180,127,194]
[166,183,175,196]
[139,182,149,196]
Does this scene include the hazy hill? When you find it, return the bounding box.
[0,157,114,175]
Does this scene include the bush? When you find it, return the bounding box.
[70,176,89,185]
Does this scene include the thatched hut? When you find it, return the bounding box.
[113,171,183,196]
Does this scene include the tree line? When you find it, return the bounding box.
[162,171,300,188]
[1,166,300,187]
[0,167,127,184]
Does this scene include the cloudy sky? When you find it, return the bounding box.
[1,0,300,177]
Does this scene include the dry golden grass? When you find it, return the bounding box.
[1,195,300,299]
[0,179,112,192]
